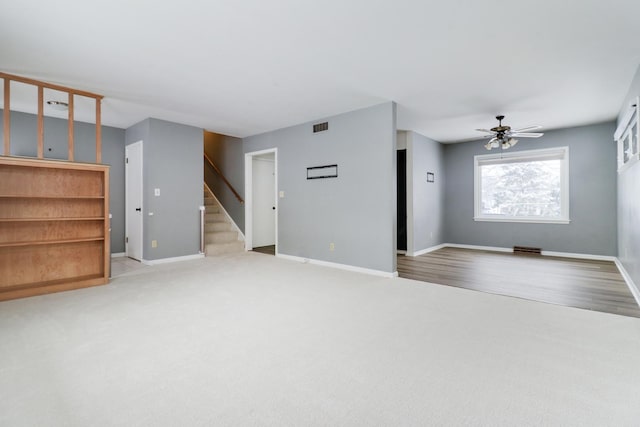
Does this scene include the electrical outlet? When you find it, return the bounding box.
[329,242,335,251]
[151,240,157,248]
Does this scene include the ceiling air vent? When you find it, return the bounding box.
[313,122,329,133]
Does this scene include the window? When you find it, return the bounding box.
[474,147,569,224]
[615,96,639,172]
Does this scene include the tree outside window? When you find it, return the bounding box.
[474,147,569,224]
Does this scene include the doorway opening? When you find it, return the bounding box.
[245,148,278,255]
[397,149,407,252]
[125,141,143,261]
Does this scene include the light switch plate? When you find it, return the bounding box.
[154,188,160,196]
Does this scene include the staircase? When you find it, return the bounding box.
[204,186,244,255]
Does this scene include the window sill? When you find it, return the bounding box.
[618,155,639,174]
[474,217,571,225]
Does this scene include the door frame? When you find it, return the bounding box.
[405,133,414,256]
[125,140,144,260]
[244,148,278,253]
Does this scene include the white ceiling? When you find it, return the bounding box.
[1,0,640,142]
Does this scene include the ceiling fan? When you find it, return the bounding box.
[476,115,543,150]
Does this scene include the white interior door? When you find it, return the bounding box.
[252,155,276,247]
[126,141,143,260]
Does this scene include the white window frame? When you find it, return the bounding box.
[474,147,570,224]
[615,96,639,173]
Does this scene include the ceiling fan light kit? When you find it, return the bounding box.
[46,100,69,111]
[476,115,542,150]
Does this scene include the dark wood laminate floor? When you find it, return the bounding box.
[397,247,640,318]
[252,245,275,256]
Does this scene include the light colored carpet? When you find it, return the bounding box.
[1,252,639,426]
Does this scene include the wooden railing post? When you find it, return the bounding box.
[3,78,10,155]
[68,93,74,161]
[37,86,44,158]
[96,98,102,163]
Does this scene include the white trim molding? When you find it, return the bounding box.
[111,252,126,258]
[614,259,640,307]
[244,148,278,253]
[410,244,447,257]
[276,253,398,278]
[406,132,415,257]
[445,243,514,253]
[474,217,571,225]
[142,253,205,266]
[415,243,617,262]
[541,250,616,262]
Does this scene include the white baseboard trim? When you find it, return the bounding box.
[445,243,513,253]
[111,252,126,258]
[439,244,616,262]
[411,244,447,257]
[614,258,640,307]
[276,253,398,278]
[142,253,205,266]
[204,184,245,241]
[396,250,407,255]
[541,250,616,262]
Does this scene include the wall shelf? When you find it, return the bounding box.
[0,195,105,199]
[0,237,105,248]
[0,156,110,301]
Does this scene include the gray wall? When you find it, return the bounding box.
[443,122,618,256]
[1,109,126,253]
[204,131,245,232]
[125,118,203,261]
[617,64,640,286]
[408,131,445,253]
[244,102,397,273]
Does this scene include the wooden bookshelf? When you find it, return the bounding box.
[0,156,110,301]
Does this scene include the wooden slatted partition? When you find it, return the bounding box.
[0,72,104,163]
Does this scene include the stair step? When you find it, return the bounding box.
[206,231,238,244]
[206,240,244,256]
[203,187,235,237]
[206,222,234,232]
[205,213,226,222]
[204,204,220,213]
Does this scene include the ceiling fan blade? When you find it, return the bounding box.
[475,129,495,134]
[510,132,544,138]
[511,125,542,133]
